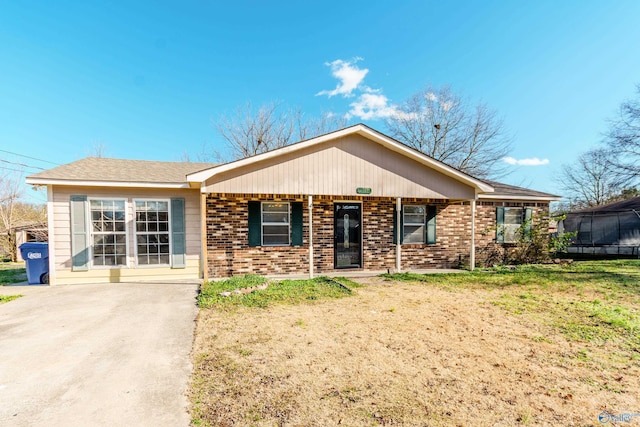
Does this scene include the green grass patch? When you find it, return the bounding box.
[198,275,361,309]
[0,262,26,285]
[383,260,640,297]
[0,294,21,304]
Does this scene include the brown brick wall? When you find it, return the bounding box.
[205,194,550,277]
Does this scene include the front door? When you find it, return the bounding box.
[334,203,362,269]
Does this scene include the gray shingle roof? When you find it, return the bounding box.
[27,157,216,184]
[571,196,640,213]
[483,180,560,199]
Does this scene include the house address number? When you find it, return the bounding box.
[356,187,372,194]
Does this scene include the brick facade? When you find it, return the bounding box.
[205,193,550,278]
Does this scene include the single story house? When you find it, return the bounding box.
[26,124,560,285]
[559,196,640,257]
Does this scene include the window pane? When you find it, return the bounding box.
[404,214,425,225]
[263,225,288,235]
[404,205,425,215]
[504,208,522,225]
[262,212,288,223]
[263,234,290,245]
[134,200,171,265]
[404,225,425,244]
[263,203,288,212]
[504,224,519,243]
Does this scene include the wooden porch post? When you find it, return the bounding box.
[308,195,314,279]
[470,198,476,271]
[201,192,209,282]
[396,197,402,272]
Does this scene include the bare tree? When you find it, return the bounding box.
[216,102,348,160]
[557,149,621,209]
[0,170,47,261]
[604,84,640,183]
[384,86,512,179]
[0,171,24,261]
[87,141,108,158]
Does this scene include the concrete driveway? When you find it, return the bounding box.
[0,282,199,427]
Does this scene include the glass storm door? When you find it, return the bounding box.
[334,203,362,269]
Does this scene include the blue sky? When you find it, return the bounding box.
[2,0,640,204]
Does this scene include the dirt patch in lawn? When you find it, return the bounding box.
[191,277,639,426]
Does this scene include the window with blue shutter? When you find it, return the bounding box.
[170,198,186,268]
[70,195,89,271]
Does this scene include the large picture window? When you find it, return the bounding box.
[261,202,290,246]
[403,205,426,244]
[135,200,170,265]
[90,199,127,266]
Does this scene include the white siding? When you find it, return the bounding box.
[203,134,475,199]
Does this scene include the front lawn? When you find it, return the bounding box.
[190,261,640,426]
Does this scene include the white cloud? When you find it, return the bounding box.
[348,93,398,120]
[316,58,368,98]
[503,157,550,166]
[318,57,414,121]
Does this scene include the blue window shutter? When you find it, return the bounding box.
[248,201,261,247]
[171,198,186,269]
[426,205,437,244]
[291,202,303,246]
[496,206,505,243]
[524,207,533,241]
[70,195,89,271]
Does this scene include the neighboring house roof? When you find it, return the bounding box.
[480,180,561,201]
[570,196,640,214]
[26,158,216,188]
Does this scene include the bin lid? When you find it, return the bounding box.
[19,242,49,250]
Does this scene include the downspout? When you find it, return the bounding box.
[308,195,314,279]
[396,197,402,272]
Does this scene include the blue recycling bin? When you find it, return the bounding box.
[19,242,49,285]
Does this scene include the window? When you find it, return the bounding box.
[90,199,127,266]
[135,200,170,265]
[403,205,426,244]
[261,202,290,246]
[497,207,532,243]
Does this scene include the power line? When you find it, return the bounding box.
[0,165,28,174]
[0,148,60,166]
[0,158,45,171]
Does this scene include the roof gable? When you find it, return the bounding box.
[202,133,478,199]
[188,124,494,194]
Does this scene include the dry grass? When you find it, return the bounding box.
[190,265,640,426]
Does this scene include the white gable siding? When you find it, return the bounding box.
[203,135,475,199]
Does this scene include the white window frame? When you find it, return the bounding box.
[403,205,426,244]
[88,198,128,268]
[261,202,290,246]
[502,207,524,243]
[133,199,172,267]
